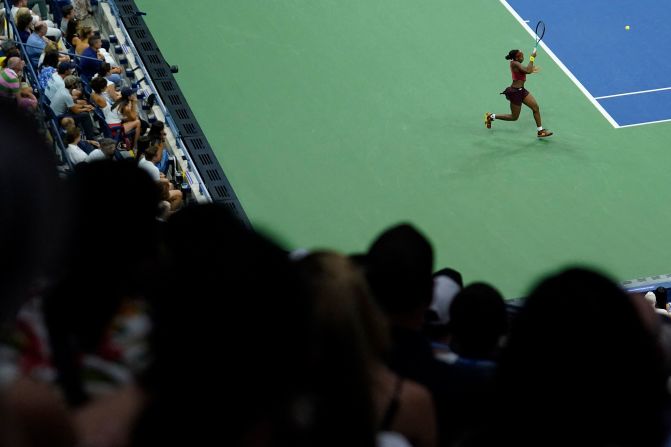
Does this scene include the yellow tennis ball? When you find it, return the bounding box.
[625,25,630,30]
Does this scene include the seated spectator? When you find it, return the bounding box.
[433,283,507,366]
[112,87,144,148]
[298,251,437,447]
[0,57,21,99]
[73,25,93,55]
[64,126,88,165]
[60,116,99,154]
[78,34,104,80]
[138,143,182,211]
[38,41,70,69]
[15,7,33,43]
[644,290,669,317]
[463,268,669,447]
[86,137,116,162]
[148,121,170,174]
[0,57,37,110]
[425,268,462,329]
[10,0,61,41]
[0,103,73,447]
[38,49,59,90]
[91,77,142,148]
[25,21,48,67]
[93,62,121,102]
[132,204,328,447]
[65,18,79,48]
[60,4,74,35]
[654,286,668,313]
[48,66,96,140]
[45,60,71,101]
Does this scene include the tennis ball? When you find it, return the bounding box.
[625,25,630,30]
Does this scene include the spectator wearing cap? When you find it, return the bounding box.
[86,138,116,162]
[112,87,143,149]
[64,126,88,165]
[25,21,48,68]
[425,268,462,328]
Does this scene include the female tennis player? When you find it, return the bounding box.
[485,49,553,138]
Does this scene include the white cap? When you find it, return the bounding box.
[288,248,311,261]
[428,275,461,324]
[644,291,657,308]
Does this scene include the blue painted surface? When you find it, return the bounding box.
[505,0,671,126]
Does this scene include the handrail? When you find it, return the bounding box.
[2,0,71,170]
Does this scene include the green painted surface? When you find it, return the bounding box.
[136,0,671,297]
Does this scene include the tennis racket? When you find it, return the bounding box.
[533,20,546,53]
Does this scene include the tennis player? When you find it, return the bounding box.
[485,49,553,138]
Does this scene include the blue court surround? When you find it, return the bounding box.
[501,0,671,128]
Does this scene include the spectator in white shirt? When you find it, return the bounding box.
[64,126,88,165]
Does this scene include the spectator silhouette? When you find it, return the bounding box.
[464,268,668,447]
[298,251,436,447]
[134,204,349,447]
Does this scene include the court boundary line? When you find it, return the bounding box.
[595,86,671,100]
[618,118,671,129]
[499,0,621,129]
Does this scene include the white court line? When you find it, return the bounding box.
[499,0,621,128]
[595,86,671,100]
[618,118,671,129]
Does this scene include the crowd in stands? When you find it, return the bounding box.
[1,2,671,447]
[0,0,179,209]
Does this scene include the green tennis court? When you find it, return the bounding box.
[135,0,671,297]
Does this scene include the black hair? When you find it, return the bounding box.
[365,223,434,315]
[90,76,107,94]
[97,62,111,78]
[505,49,520,60]
[62,4,74,17]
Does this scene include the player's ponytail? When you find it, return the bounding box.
[505,49,519,60]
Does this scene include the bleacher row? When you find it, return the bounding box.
[0,0,208,205]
